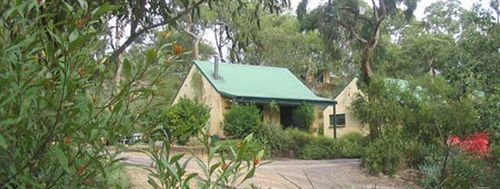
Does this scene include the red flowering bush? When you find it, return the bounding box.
[448,132,490,155]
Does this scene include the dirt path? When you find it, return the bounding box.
[121,152,417,189]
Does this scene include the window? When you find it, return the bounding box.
[329,114,346,127]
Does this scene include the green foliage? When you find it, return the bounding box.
[216,139,265,161]
[285,128,367,159]
[292,103,315,131]
[489,143,500,186]
[285,128,315,153]
[352,76,414,138]
[104,164,132,188]
[254,125,292,157]
[0,1,173,187]
[317,124,324,136]
[163,98,210,145]
[401,139,426,168]
[419,146,490,189]
[298,144,333,160]
[223,103,262,139]
[340,133,368,147]
[362,129,403,175]
[243,15,332,82]
[337,133,368,158]
[146,131,263,188]
[353,75,480,142]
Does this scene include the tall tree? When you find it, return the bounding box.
[423,0,465,35]
[297,0,418,84]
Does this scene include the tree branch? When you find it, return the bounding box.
[337,20,368,44]
[339,6,374,24]
[183,28,198,39]
[371,0,378,20]
[106,0,208,65]
[379,0,387,18]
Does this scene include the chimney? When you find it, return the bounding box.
[213,56,219,80]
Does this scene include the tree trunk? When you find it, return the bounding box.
[360,47,374,83]
[192,36,200,60]
[192,31,205,60]
[114,19,124,91]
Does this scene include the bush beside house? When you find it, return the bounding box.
[292,103,314,131]
[220,103,368,159]
[223,103,262,139]
[162,98,210,145]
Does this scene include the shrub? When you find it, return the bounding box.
[335,138,365,158]
[254,125,291,157]
[401,139,425,168]
[297,137,338,159]
[285,128,315,153]
[223,103,262,139]
[317,124,324,136]
[362,132,403,175]
[340,132,368,147]
[419,147,490,189]
[298,144,333,159]
[285,129,367,159]
[163,98,210,145]
[292,103,315,131]
[488,143,500,186]
[216,139,265,161]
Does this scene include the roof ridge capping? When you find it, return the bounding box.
[193,60,290,70]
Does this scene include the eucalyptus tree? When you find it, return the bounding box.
[423,0,465,35]
[297,0,418,84]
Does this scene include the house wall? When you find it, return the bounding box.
[312,106,323,135]
[262,105,281,126]
[173,65,228,137]
[323,78,368,138]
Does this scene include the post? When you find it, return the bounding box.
[333,101,337,139]
[213,55,219,80]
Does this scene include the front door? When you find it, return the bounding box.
[280,105,297,128]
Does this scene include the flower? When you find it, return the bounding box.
[448,132,489,155]
[64,136,72,145]
[253,158,261,166]
[447,135,461,145]
[174,43,183,55]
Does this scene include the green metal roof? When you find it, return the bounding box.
[193,60,334,105]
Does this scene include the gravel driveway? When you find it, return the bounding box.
[121,152,417,189]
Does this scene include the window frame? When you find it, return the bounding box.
[329,113,346,128]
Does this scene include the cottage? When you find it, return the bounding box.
[173,60,335,138]
[323,78,369,137]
